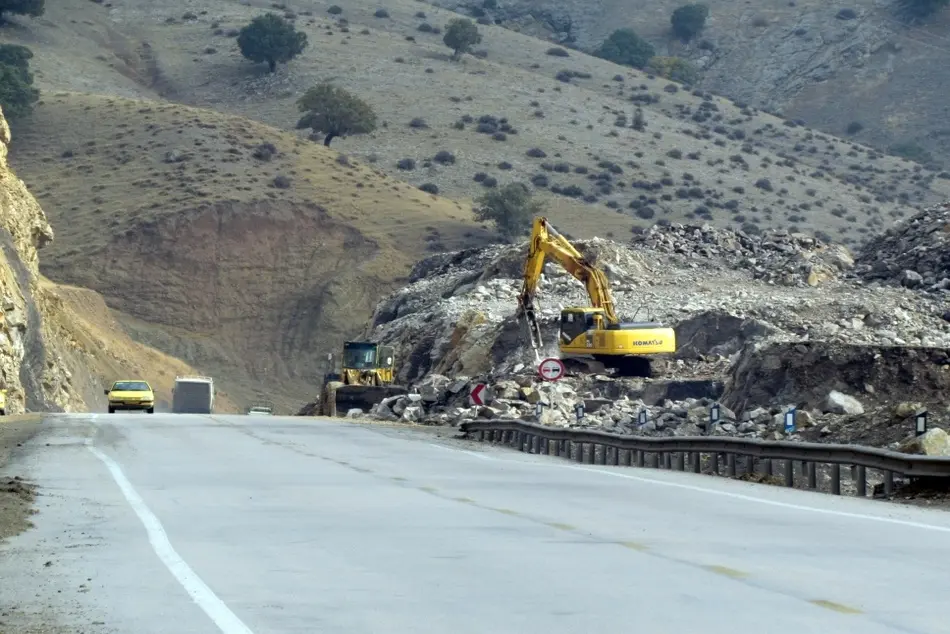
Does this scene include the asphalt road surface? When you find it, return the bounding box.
[3,413,950,634]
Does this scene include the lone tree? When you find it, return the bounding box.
[671,4,709,40]
[443,18,482,60]
[295,82,377,147]
[237,13,308,72]
[0,0,44,24]
[895,0,949,21]
[474,182,543,240]
[594,29,655,69]
[0,44,38,119]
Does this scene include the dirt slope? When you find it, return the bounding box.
[2,0,948,247]
[8,93,519,408]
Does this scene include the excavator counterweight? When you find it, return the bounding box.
[516,216,676,377]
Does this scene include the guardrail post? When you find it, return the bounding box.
[478,429,485,441]
[610,447,619,466]
[784,460,794,487]
[636,450,644,467]
[747,456,755,475]
[764,459,773,477]
[692,452,701,473]
[807,462,817,489]
[884,470,893,496]
[676,452,685,471]
[710,452,719,475]
[663,452,671,469]
[587,444,596,464]
[855,465,866,497]
[576,442,584,463]
[831,464,841,495]
[726,453,736,477]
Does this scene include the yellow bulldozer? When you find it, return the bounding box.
[516,216,677,377]
[318,341,408,416]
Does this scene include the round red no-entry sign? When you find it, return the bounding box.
[538,357,566,382]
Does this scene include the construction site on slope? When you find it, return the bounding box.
[302,201,950,470]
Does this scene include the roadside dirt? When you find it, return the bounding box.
[0,416,42,543]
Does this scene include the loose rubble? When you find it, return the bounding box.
[856,201,950,296]
[341,203,950,455]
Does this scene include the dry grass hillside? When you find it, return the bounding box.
[9,93,636,409]
[3,0,949,248]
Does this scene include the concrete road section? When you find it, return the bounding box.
[2,413,949,634]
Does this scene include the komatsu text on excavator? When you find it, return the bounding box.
[516,216,676,377]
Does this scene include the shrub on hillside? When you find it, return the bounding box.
[443,18,482,60]
[646,56,699,84]
[0,0,43,23]
[474,182,543,239]
[671,4,709,40]
[593,29,655,69]
[295,82,376,146]
[237,13,308,72]
[0,44,39,119]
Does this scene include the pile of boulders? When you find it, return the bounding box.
[856,201,950,295]
[347,206,950,454]
[630,223,856,287]
[362,370,950,454]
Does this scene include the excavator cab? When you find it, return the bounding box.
[559,308,603,345]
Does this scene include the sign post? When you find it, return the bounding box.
[916,411,928,436]
[470,383,487,406]
[709,403,720,433]
[538,357,566,382]
[784,408,796,434]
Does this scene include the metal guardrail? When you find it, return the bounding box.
[458,419,950,497]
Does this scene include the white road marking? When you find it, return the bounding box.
[84,436,255,634]
[428,440,950,534]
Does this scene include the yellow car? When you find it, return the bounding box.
[105,380,155,414]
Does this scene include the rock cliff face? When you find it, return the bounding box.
[0,108,84,413]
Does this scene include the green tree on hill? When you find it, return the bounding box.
[295,82,377,147]
[671,4,709,40]
[895,0,949,21]
[0,44,39,119]
[237,13,308,72]
[0,0,44,24]
[594,29,655,69]
[474,182,543,239]
[443,18,482,60]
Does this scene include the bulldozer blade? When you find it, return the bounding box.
[326,384,408,417]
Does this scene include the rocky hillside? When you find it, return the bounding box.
[354,203,950,453]
[434,0,950,168]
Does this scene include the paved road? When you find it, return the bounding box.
[2,413,950,634]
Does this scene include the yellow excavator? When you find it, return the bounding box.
[516,216,676,377]
[318,341,407,416]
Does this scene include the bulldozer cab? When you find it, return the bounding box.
[339,341,395,386]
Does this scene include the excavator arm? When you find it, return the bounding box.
[516,216,619,351]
